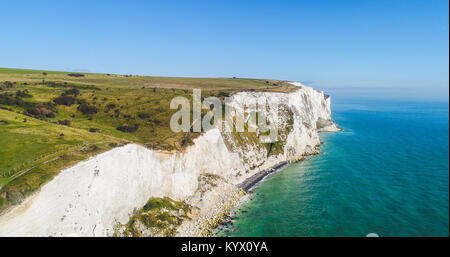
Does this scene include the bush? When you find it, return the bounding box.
[84,145,99,152]
[64,88,80,96]
[67,73,85,77]
[76,99,86,105]
[77,103,98,115]
[106,103,116,109]
[1,81,15,88]
[117,123,140,133]
[0,93,17,105]
[180,134,194,147]
[217,91,230,97]
[138,113,150,119]
[58,119,71,126]
[26,103,56,118]
[53,96,76,106]
[15,90,32,98]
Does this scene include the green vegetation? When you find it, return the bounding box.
[222,104,294,165]
[196,173,222,198]
[0,67,295,149]
[0,108,125,213]
[0,67,296,213]
[117,197,192,237]
[262,105,294,157]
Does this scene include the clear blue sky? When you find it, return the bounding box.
[1,0,448,100]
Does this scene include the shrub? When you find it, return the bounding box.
[106,103,116,109]
[15,90,32,98]
[1,81,15,88]
[83,145,99,153]
[138,113,150,119]
[77,103,98,115]
[117,123,140,133]
[54,96,76,106]
[109,142,118,147]
[64,88,80,96]
[67,73,85,77]
[26,103,56,118]
[180,134,194,147]
[58,119,71,126]
[76,99,86,105]
[0,93,17,105]
[217,91,230,97]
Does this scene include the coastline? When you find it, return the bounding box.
[205,141,332,237]
[209,162,291,236]
[237,161,289,192]
[0,84,339,237]
[176,160,293,236]
[193,157,311,237]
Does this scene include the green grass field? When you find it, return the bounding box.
[0,67,296,213]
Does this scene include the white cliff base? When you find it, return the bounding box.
[0,83,338,237]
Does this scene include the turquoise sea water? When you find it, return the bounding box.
[219,100,449,237]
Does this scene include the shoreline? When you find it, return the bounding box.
[205,161,293,237]
[0,83,339,237]
[237,161,289,192]
[210,162,291,237]
[209,145,330,236]
[177,161,291,237]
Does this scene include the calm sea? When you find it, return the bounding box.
[218,99,449,237]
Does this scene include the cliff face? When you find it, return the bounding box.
[0,83,338,236]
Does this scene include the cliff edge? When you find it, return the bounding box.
[0,83,338,236]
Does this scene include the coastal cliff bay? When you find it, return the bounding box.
[0,68,338,236]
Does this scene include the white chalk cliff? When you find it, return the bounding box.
[0,83,338,236]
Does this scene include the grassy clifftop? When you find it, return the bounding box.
[0,67,296,213]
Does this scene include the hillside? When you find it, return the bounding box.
[0,68,296,213]
[0,81,337,236]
